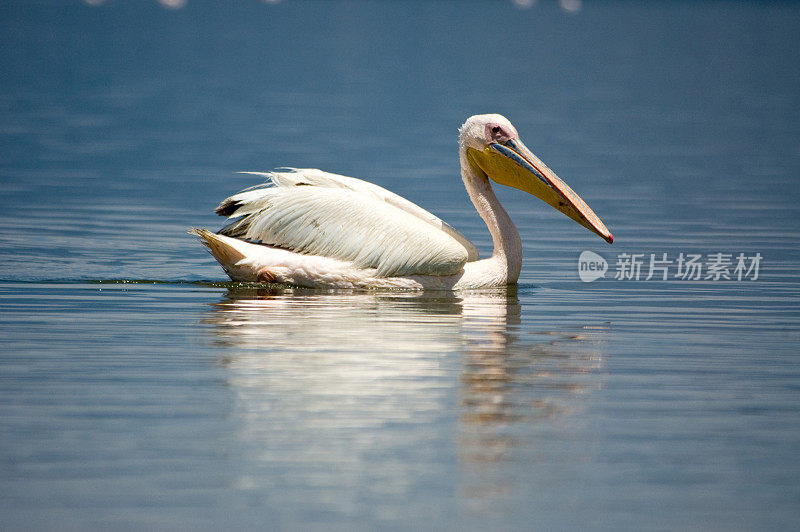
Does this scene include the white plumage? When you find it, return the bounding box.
[215,169,477,277]
[191,114,612,290]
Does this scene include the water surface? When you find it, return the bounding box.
[1,1,800,529]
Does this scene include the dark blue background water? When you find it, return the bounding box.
[2,1,799,529]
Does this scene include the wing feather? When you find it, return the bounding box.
[217,169,475,277]
[232,169,478,261]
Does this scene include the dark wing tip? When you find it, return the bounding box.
[215,198,240,217]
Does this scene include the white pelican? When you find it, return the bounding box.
[191,114,613,289]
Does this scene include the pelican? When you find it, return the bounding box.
[191,114,612,289]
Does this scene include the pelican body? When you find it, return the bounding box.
[192,114,612,289]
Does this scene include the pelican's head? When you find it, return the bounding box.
[460,114,613,244]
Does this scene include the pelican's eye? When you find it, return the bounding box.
[485,123,516,145]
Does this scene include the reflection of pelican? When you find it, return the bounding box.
[206,289,522,440]
[191,114,612,289]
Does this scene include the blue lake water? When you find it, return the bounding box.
[2,0,800,529]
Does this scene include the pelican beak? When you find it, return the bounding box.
[467,139,613,243]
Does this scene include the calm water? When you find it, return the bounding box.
[2,1,800,529]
